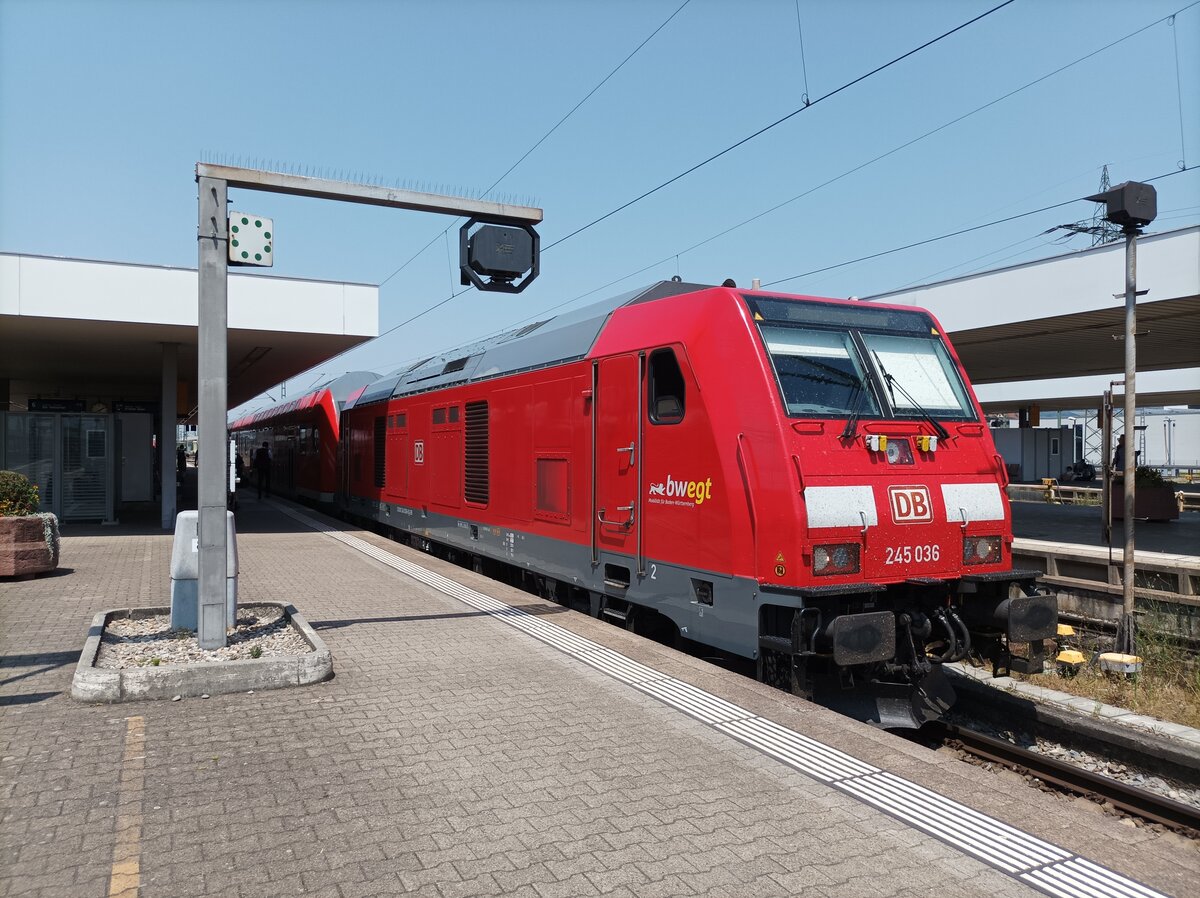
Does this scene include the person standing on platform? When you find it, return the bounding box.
[1112,434,1139,478]
[254,441,272,499]
[1112,434,1127,477]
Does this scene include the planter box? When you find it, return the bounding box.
[1110,486,1180,522]
[71,602,332,702]
[0,514,60,577]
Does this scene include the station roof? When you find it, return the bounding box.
[0,253,378,416]
[865,225,1200,410]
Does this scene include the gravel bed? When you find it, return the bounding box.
[96,604,310,669]
[949,711,1200,811]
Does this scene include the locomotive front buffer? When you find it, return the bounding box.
[761,572,1058,729]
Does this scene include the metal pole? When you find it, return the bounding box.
[160,342,178,530]
[197,176,229,650]
[1117,228,1138,655]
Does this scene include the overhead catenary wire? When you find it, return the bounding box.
[245,0,697,410]
[257,3,1199,403]
[364,0,1028,358]
[541,0,1019,251]
[500,0,1200,327]
[1170,14,1189,170]
[375,0,694,289]
[794,0,811,105]
[347,167,1198,384]
[762,166,1193,289]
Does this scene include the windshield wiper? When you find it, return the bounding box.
[841,380,868,441]
[782,357,870,433]
[871,352,950,441]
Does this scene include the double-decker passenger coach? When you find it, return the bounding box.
[231,372,377,503]
[337,281,1055,727]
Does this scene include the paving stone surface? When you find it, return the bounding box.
[2,495,1198,898]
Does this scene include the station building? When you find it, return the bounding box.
[865,225,1200,479]
[0,252,378,526]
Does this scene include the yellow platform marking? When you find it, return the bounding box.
[108,716,145,898]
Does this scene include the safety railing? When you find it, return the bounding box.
[1007,481,1200,513]
[1011,537,1200,603]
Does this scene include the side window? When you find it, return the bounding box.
[648,348,685,424]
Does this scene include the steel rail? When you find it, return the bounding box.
[930,721,1200,834]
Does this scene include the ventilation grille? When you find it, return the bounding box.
[373,416,386,488]
[464,401,489,504]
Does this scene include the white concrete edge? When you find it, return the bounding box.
[70,602,332,703]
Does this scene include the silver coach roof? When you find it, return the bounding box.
[349,281,711,409]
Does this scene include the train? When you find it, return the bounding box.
[232,372,377,503]
[232,280,1057,728]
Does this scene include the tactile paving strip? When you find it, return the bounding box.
[280,504,1173,898]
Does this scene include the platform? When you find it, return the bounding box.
[1010,500,1199,557]
[2,495,1197,898]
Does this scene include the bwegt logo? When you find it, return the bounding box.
[888,485,933,523]
[649,475,714,506]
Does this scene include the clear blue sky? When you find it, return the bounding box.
[2,0,1197,418]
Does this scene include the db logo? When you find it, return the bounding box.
[888,485,932,523]
[413,440,425,465]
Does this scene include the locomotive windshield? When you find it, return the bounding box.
[747,296,976,421]
[761,326,881,417]
[859,332,973,418]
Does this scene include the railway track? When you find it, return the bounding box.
[927,720,1200,835]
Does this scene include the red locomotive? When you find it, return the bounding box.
[238,281,1056,727]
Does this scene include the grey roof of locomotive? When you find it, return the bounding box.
[349,280,711,409]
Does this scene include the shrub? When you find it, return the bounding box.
[1134,466,1167,487]
[0,471,40,517]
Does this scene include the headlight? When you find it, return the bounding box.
[963,535,1002,565]
[813,543,860,576]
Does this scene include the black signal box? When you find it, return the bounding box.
[1086,181,1157,230]
[468,225,533,279]
[459,220,540,293]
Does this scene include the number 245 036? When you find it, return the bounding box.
[885,544,940,564]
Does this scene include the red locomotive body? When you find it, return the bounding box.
[336,282,1054,726]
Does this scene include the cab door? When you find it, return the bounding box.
[593,354,641,566]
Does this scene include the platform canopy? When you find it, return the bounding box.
[865,225,1200,411]
[0,253,378,418]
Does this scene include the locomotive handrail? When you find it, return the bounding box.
[736,433,759,581]
[790,454,805,492]
[590,361,598,567]
[597,505,635,528]
[994,454,1009,488]
[636,351,646,579]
